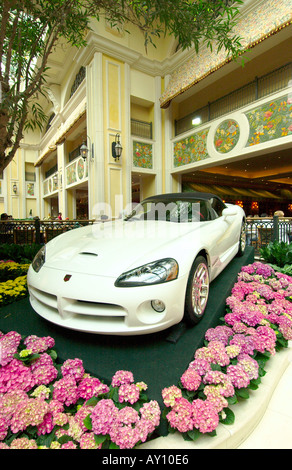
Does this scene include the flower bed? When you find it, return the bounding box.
[0,261,291,449]
[0,261,29,306]
[162,262,292,441]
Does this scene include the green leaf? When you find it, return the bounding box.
[85,397,99,407]
[109,441,120,449]
[184,428,201,441]
[58,434,72,444]
[83,414,92,431]
[220,407,235,425]
[48,349,58,361]
[227,395,238,406]
[248,382,259,390]
[236,388,250,400]
[94,434,109,445]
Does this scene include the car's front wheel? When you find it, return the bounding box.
[184,256,209,325]
[237,221,246,257]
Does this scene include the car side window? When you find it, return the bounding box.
[210,197,225,218]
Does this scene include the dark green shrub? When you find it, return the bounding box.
[0,243,42,263]
[259,241,292,268]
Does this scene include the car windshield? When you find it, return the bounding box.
[124,198,209,223]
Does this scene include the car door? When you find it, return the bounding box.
[207,198,238,279]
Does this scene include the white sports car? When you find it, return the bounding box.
[27,192,246,336]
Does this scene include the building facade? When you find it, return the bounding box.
[1,0,291,221]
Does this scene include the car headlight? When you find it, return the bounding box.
[32,246,46,273]
[115,258,178,287]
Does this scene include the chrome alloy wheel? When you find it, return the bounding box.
[240,223,246,251]
[237,221,246,256]
[191,261,209,317]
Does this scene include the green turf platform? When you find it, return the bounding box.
[0,246,254,433]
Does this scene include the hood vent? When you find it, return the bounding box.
[79,252,98,257]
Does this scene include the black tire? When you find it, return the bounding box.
[237,221,246,257]
[184,256,209,326]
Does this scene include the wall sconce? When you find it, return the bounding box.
[80,136,94,162]
[112,134,123,161]
[12,183,18,194]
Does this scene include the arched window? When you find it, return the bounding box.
[69,66,86,99]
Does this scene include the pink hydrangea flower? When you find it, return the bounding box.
[205,325,233,345]
[118,383,140,404]
[192,398,219,434]
[61,440,77,449]
[90,399,118,435]
[0,442,9,449]
[226,364,250,389]
[111,370,134,387]
[10,398,49,433]
[79,432,101,449]
[61,358,85,382]
[0,358,35,394]
[206,341,230,367]
[0,389,28,420]
[0,415,9,441]
[52,376,79,406]
[140,400,161,432]
[278,316,292,340]
[30,353,58,386]
[180,368,201,391]
[77,376,109,400]
[253,325,277,354]
[166,397,194,433]
[0,331,22,366]
[188,357,211,375]
[135,418,155,443]
[229,333,255,356]
[10,437,38,449]
[52,412,68,428]
[63,415,84,442]
[74,404,94,432]
[162,385,182,407]
[37,412,54,436]
[109,421,139,449]
[237,354,259,380]
[194,341,230,367]
[204,387,229,413]
[23,335,55,354]
[203,370,235,398]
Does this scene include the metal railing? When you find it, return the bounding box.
[1,216,291,258]
[175,62,292,136]
[246,216,292,257]
[0,218,95,245]
[131,119,153,139]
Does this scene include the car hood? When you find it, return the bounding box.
[44,219,203,277]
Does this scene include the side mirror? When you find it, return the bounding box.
[222,207,237,219]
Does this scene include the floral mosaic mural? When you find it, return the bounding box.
[77,158,86,180]
[214,119,240,153]
[246,95,292,146]
[66,162,77,186]
[173,129,209,167]
[133,141,153,169]
[66,158,88,186]
[26,183,35,197]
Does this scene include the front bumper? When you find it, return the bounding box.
[27,265,188,335]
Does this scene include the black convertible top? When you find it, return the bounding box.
[143,192,225,203]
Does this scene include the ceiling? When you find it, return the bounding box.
[182,146,292,199]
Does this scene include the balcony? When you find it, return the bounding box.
[175,62,292,136]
